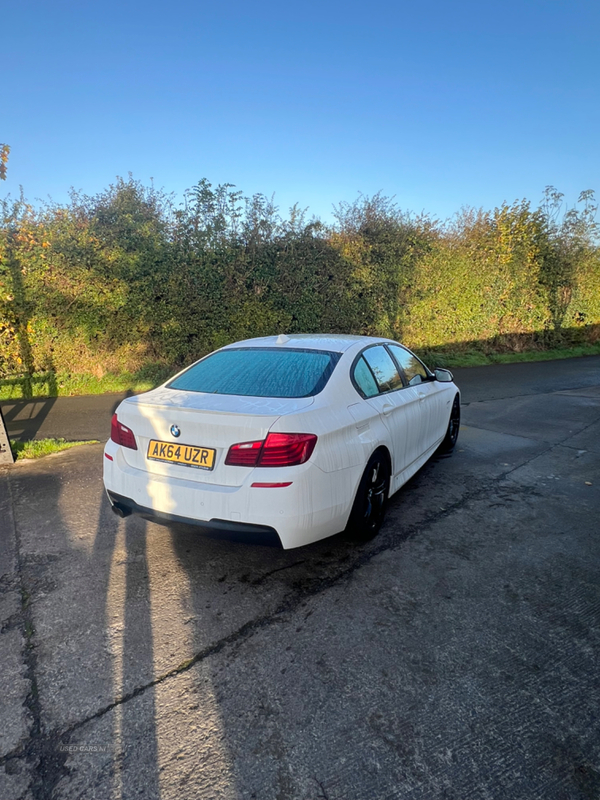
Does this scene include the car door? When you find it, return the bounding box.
[354,345,423,479]
[388,344,447,452]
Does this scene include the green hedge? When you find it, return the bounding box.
[1,180,598,384]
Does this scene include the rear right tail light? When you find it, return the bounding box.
[259,433,317,466]
[110,414,138,450]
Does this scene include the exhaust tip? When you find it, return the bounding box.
[110,503,132,519]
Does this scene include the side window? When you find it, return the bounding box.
[362,346,403,393]
[389,345,429,386]
[353,356,379,398]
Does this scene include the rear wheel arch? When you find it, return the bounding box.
[351,444,392,496]
[372,444,392,475]
[345,446,392,542]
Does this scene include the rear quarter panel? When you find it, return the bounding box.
[269,366,391,475]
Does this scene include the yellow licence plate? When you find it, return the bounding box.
[147,440,216,470]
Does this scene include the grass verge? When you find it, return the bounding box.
[11,439,99,461]
[418,342,600,369]
[0,364,173,401]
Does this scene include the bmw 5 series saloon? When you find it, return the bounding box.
[103,334,460,549]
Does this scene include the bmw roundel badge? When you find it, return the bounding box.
[170,424,181,438]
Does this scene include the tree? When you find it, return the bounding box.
[0,144,9,181]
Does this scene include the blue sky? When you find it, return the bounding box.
[2,0,599,223]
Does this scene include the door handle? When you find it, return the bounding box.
[417,392,426,401]
[381,403,394,416]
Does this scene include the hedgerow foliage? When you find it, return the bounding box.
[0,177,598,379]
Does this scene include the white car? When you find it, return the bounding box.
[103,334,460,549]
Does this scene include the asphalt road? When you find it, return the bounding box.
[1,356,599,799]
[3,355,600,443]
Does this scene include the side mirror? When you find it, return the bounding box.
[434,368,454,383]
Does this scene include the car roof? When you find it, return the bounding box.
[222,333,395,354]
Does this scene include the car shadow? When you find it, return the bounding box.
[5,457,163,799]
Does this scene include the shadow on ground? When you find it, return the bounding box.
[1,367,599,799]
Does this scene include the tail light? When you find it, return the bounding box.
[259,433,317,466]
[110,414,138,450]
[225,433,317,467]
[224,439,263,466]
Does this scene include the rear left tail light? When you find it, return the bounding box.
[225,433,317,468]
[110,414,138,450]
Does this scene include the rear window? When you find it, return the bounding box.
[167,347,341,398]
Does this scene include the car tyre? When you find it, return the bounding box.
[346,451,390,542]
[439,394,460,452]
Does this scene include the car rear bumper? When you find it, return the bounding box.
[106,490,283,547]
[103,440,359,549]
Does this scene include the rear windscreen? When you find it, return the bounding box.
[167,347,341,398]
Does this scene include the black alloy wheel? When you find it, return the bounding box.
[346,451,391,542]
[439,394,460,452]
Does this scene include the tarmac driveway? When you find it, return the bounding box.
[1,358,599,799]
